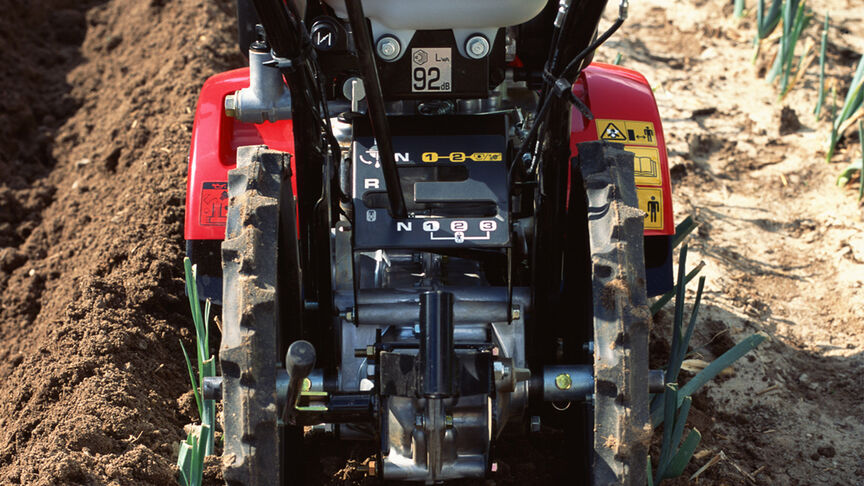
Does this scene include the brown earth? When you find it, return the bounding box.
[0,0,862,485]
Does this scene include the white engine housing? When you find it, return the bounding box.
[323,0,546,59]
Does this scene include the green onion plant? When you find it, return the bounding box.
[647,225,767,482]
[753,0,784,61]
[836,120,864,200]
[767,0,812,98]
[177,257,217,486]
[814,13,829,119]
[827,56,864,162]
[734,0,746,18]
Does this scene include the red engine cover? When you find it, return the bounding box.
[185,64,672,240]
[571,63,674,236]
[184,68,296,241]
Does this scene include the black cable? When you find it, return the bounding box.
[514,2,629,176]
[344,0,407,219]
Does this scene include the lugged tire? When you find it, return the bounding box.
[578,141,651,486]
[220,146,291,486]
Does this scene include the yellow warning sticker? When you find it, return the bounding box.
[597,119,658,146]
[637,187,664,230]
[624,146,662,186]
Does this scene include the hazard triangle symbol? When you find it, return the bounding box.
[600,122,628,141]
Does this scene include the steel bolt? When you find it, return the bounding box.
[224,94,237,118]
[511,306,521,320]
[466,35,490,59]
[530,416,541,433]
[555,373,573,390]
[376,36,401,61]
[445,415,454,429]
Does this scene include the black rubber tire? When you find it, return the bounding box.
[577,141,651,486]
[220,146,299,486]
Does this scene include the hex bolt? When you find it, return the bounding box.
[376,36,401,61]
[224,94,237,118]
[511,306,521,321]
[555,373,573,390]
[445,415,454,429]
[530,416,541,433]
[466,35,490,59]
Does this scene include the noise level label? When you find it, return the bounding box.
[623,146,662,186]
[637,187,664,230]
[597,119,657,146]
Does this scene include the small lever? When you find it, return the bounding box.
[282,340,316,423]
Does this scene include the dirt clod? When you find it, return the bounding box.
[779,106,802,135]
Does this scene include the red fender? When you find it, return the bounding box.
[571,63,674,236]
[184,68,296,241]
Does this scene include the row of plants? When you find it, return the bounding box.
[745,0,863,199]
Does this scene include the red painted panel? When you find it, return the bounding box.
[184,68,296,240]
[570,63,675,236]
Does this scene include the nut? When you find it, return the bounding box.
[555,373,572,390]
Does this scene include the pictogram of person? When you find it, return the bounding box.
[643,125,655,143]
[647,195,660,223]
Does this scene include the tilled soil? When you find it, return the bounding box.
[0,0,862,485]
[0,0,240,484]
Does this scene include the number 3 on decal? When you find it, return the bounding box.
[479,220,497,232]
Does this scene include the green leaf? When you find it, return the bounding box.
[678,276,707,371]
[665,428,703,478]
[666,245,689,384]
[647,456,655,486]
[650,262,705,315]
[814,13,829,118]
[734,0,745,18]
[756,0,784,39]
[180,341,203,419]
[652,333,768,426]
[671,215,698,250]
[860,120,864,201]
[177,440,192,486]
[655,384,680,482]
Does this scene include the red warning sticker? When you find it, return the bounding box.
[200,182,228,226]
